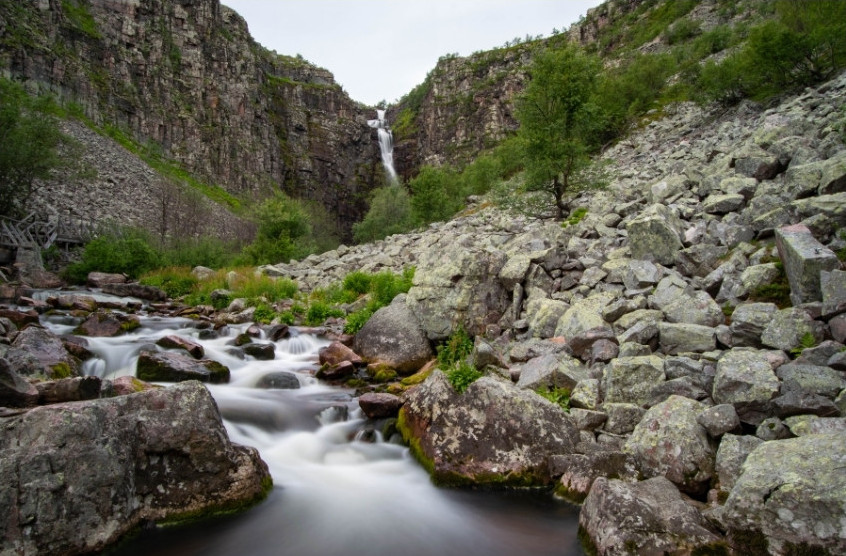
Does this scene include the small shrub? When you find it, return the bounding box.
[304,301,344,326]
[445,362,483,394]
[344,306,375,334]
[353,186,415,243]
[536,386,571,411]
[342,271,373,296]
[139,267,198,298]
[437,326,474,368]
[790,332,818,358]
[562,207,588,228]
[64,229,161,283]
[252,303,277,324]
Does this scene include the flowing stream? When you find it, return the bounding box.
[40,300,584,556]
[367,109,399,184]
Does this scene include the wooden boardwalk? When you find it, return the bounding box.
[0,212,95,250]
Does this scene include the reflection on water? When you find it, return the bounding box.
[41,313,583,556]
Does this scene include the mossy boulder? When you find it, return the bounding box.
[398,371,579,487]
[136,351,230,384]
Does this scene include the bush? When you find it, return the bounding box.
[695,2,846,104]
[159,236,238,269]
[352,186,415,243]
[437,326,474,368]
[64,229,161,283]
[445,362,483,394]
[139,267,197,298]
[240,193,337,265]
[304,301,343,326]
[342,271,373,296]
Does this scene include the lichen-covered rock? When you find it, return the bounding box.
[0,381,271,556]
[74,311,141,338]
[3,326,81,380]
[729,302,779,348]
[723,433,846,555]
[697,404,740,438]
[624,395,716,494]
[353,300,434,374]
[406,242,509,341]
[554,292,616,340]
[715,433,764,492]
[515,353,588,392]
[603,355,665,406]
[579,476,723,556]
[760,307,826,351]
[657,322,716,354]
[551,452,637,504]
[626,204,684,265]
[398,371,578,486]
[713,349,780,424]
[525,298,570,339]
[775,224,840,305]
[136,350,230,384]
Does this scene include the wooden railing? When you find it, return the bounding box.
[0,212,97,250]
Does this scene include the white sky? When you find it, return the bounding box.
[220,0,604,106]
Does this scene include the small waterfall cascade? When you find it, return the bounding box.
[367,109,399,184]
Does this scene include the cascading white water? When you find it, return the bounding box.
[40,299,584,556]
[367,109,399,184]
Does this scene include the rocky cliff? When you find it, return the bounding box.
[0,0,383,239]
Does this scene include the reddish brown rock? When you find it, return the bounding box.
[358,392,403,419]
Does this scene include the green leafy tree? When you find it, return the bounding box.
[0,79,69,217]
[241,192,312,265]
[515,45,605,219]
[352,186,415,243]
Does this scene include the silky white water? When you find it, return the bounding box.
[367,109,399,184]
[42,309,583,556]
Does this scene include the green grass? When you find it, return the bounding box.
[535,386,571,411]
[445,362,483,394]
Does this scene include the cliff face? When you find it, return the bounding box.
[390,46,531,180]
[0,0,383,239]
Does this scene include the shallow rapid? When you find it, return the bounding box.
[42,309,583,556]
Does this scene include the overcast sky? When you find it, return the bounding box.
[220,0,604,106]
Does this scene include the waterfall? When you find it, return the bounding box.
[367,109,399,184]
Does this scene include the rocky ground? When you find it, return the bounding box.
[1,70,846,554]
[260,70,846,555]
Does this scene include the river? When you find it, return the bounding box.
[40,302,584,556]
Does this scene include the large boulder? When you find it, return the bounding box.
[626,204,684,266]
[624,395,716,495]
[723,433,846,555]
[729,302,779,348]
[554,292,616,339]
[0,358,38,408]
[579,476,724,556]
[713,349,780,424]
[406,242,509,341]
[0,381,271,555]
[4,326,81,380]
[775,224,840,305]
[603,355,665,406]
[398,372,579,486]
[74,311,141,338]
[353,299,434,374]
[136,351,230,383]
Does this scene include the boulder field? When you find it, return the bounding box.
[265,71,846,555]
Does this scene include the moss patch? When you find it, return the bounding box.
[159,474,273,528]
[50,361,75,379]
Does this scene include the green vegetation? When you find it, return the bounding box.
[64,229,162,282]
[61,0,101,39]
[535,386,571,411]
[435,327,482,393]
[562,207,588,228]
[352,186,415,243]
[696,1,846,105]
[790,332,818,358]
[0,79,75,217]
